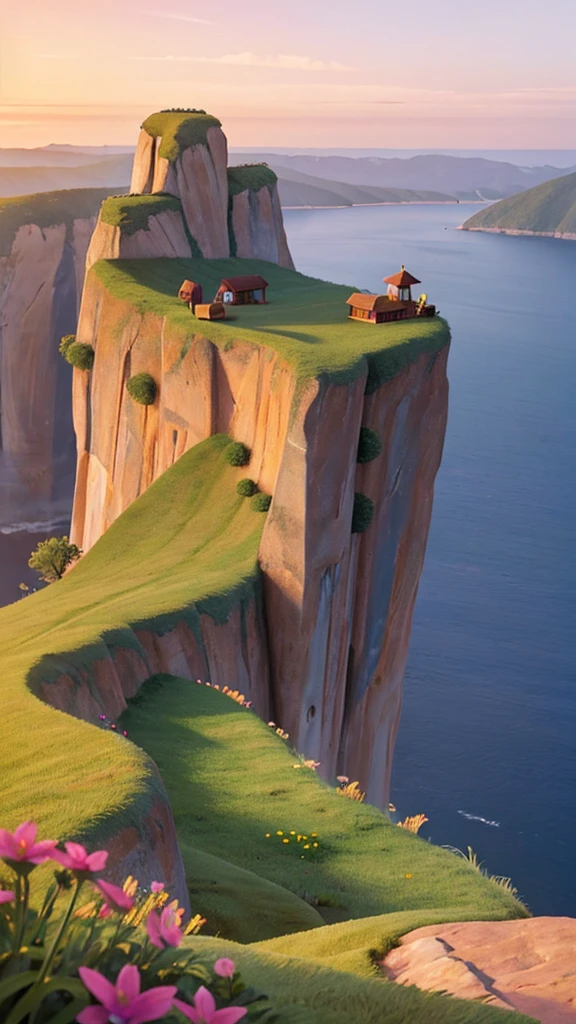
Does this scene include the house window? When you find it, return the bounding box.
[222,290,234,303]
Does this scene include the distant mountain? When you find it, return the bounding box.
[275,166,455,206]
[230,152,572,200]
[0,155,132,197]
[461,172,576,238]
[0,148,133,167]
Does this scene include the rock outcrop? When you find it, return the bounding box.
[228,166,294,269]
[86,197,192,269]
[0,189,113,529]
[382,917,576,1023]
[69,260,449,807]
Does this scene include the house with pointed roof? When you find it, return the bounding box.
[346,266,436,324]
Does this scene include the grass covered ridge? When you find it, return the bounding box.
[228,164,278,196]
[142,111,222,161]
[463,170,576,235]
[0,187,118,255]
[100,193,183,235]
[92,256,450,386]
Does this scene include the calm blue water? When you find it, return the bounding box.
[284,204,576,917]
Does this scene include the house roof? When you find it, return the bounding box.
[346,292,410,313]
[219,275,268,292]
[383,266,421,287]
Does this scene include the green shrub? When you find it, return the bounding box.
[126,372,157,405]
[225,442,251,467]
[237,478,258,497]
[58,334,76,357]
[64,342,94,370]
[357,426,383,463]
[28,536,81,583]
[351,493,374,533]
[251,493,272,513]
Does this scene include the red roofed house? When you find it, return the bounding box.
[346,266,436,324]
[215,275,268,306]
[178,279,203,311]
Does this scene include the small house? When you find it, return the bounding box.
[346,266,436,324]
[178,280,203,311]
[215,275,268,306]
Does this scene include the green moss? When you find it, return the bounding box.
[225,442,251,467]
[357,427,382,463]
[142,111,222,162]
[0,188,118,256]
[64,342,94,370]
[237,478,258,497]
[91,257,450,389]
[126,372,157,405]
[251,493,272,512]
[351,493,374,533]
[227,165,278,198]
[100,194,183,236]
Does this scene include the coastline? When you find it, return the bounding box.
[459,225,576,240]
[282,200,487,211]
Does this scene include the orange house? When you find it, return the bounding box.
[347,266,436,324]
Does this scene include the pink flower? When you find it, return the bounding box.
[213,959,235,979]
[150,881,164,893]
[52,842,108,875]
[146,905,183,949]
[0,822,57,867]
[77,964,176,1024]
[174,988,247,1024]
[95,879,134,914]
[0,891,15,904]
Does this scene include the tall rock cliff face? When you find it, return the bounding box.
[0,189,114,528]
[88,112,293,269]
[69,259,449,806]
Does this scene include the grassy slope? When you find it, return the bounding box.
[0,187,119,254]
[93,257,449,387]
[463,171,576,234]
[0,436,264,854]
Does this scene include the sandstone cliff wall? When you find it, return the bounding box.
[0,213,97,528]
[231,185,295,269]
[85,208,192,269]
[70,271,449,806]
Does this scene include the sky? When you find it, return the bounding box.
[1,0,575,149]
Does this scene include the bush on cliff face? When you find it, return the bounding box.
[28,536,81,583]
[126,372,157,406]
[351,493,375,534]
[58,334,76,357]
[63,342,94,371]
[225,442,251,467]
[251,493,272,513]
[237,478,258,497]
[357,427,383,464]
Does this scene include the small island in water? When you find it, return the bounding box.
[461,169,576,239]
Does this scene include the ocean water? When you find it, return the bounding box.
[284,204,576,917]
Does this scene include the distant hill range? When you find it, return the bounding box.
[1,145,575,206]
[461,171,576,239]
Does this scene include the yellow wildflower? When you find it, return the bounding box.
[282,838,290,844]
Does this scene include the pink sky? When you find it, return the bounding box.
[1,0,575,148]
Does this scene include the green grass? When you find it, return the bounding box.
[142,111,222,161]
[463,170,576,234]
[0,436,264,868]
[92,257,450,386]
[120,675,526,946]
[0,188,118,254]
[100,193,183,235]
[228,165,278,196]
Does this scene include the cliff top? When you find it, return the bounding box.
[100,193,183,235]
[227,164,278,196]
[92,256,450,387]
[0,187,118,254]
[462,170,576,234]
[141,110,223,161]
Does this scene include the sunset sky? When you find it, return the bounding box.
[1,0,575,149]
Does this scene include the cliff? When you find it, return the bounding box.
[461,170,576,238]
[0,188,116,529]
[88,112,293,268]
[69,254,449,806]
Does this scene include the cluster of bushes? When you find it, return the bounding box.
[126,372,157,406]
[228,445,272,513]
[59,335,95,371]
[159,107,207,114]
[357,426,382,463]
[351,493,375,534]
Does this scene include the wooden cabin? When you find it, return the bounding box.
[215,275,268,305]
[195,302,226,321]
[178,280,203,310]
[347,266,436,324]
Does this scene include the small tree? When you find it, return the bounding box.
[65,342,95,370]
[225,442,251,467]
[237,478,258,497]
[28,536,82,584]
[357,426,382,464]
[251,493,272,512]
[351,493,374,534]
[126,372,157,405]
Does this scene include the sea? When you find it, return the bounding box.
[283,203,576,918]
[1,202,574,917]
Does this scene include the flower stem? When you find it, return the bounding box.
[37,879,83,983]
